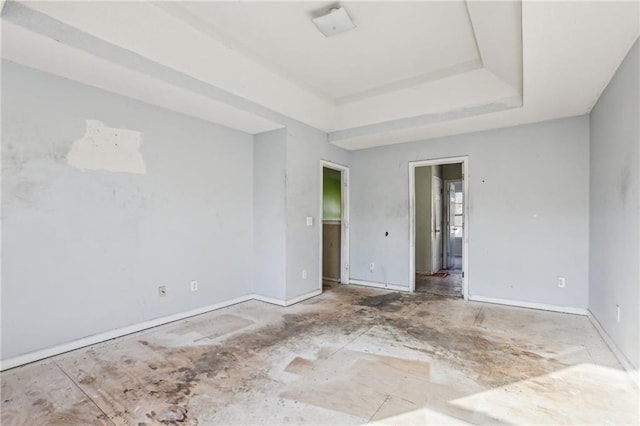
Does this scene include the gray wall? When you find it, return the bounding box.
[350,116,590,309]
[589,39,639,368]
[1,61,254,359]
[252,119,349,302]
[253,129,287,300]
[285,122,349,300]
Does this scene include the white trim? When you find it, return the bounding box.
[409,156,469,300]
[253,289,322,307]
[409,163,416,290]
[320,160,350,289]
[285,289,323,306]
[349,279,411,292]
[468,295,588,316]
[461,159,469,300]
[1,287,328,371]
[0,294,254,371]
[587,310,639,386]
[252,294,287,306]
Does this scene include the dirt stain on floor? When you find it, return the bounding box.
[2,284,607,425]
[356,292,403,310]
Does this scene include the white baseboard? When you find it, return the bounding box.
[468,295,588,316]
[253,289,322,307]
[0,294,254,372]
[349,279,410,292]
[285,289,323,306]
[587,310,639,386]
[252,294,287,306]
[2,287,329,371]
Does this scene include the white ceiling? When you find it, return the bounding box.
[1,1,638,150]
[169,1,481,102]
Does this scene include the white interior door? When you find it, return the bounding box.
[432,176,443,273]
[445,182,454,269]
[445,180,464,269]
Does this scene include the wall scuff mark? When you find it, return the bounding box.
[66,119,147,174]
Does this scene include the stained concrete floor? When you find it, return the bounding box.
[415,270,463,297]
[2,283,638,425]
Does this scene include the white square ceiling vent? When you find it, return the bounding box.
[312,7,356,37]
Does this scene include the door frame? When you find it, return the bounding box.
[409,156,469,299]
[319,160,350,291]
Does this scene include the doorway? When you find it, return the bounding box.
[319,161,349,291]
[409,157,468,298]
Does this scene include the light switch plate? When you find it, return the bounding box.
[306,216,313,226]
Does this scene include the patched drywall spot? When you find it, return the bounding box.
[66,120,146,174]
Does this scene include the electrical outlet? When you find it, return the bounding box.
[369,262,375,272]
[190,280,198,292]
[302,269,308,280]
[557,277,566,288]
[158,285,167,297]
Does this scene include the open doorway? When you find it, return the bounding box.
[319,161,349,292]
[409,157,468,298]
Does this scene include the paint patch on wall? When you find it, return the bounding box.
[66,120,146,174]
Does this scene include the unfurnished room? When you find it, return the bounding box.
[1,1,639,425]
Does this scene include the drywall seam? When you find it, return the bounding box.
[349,279,410,293]
[0,294,254,372]
[587,310,640,387]
[469,295,588,316]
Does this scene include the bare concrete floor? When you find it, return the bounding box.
[416,270,463,297]
[2,284,638,425]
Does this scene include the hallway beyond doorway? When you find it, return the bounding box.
[410,157,468,298]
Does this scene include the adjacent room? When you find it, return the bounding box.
[1,1,639,424]
[414,161,466,297]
